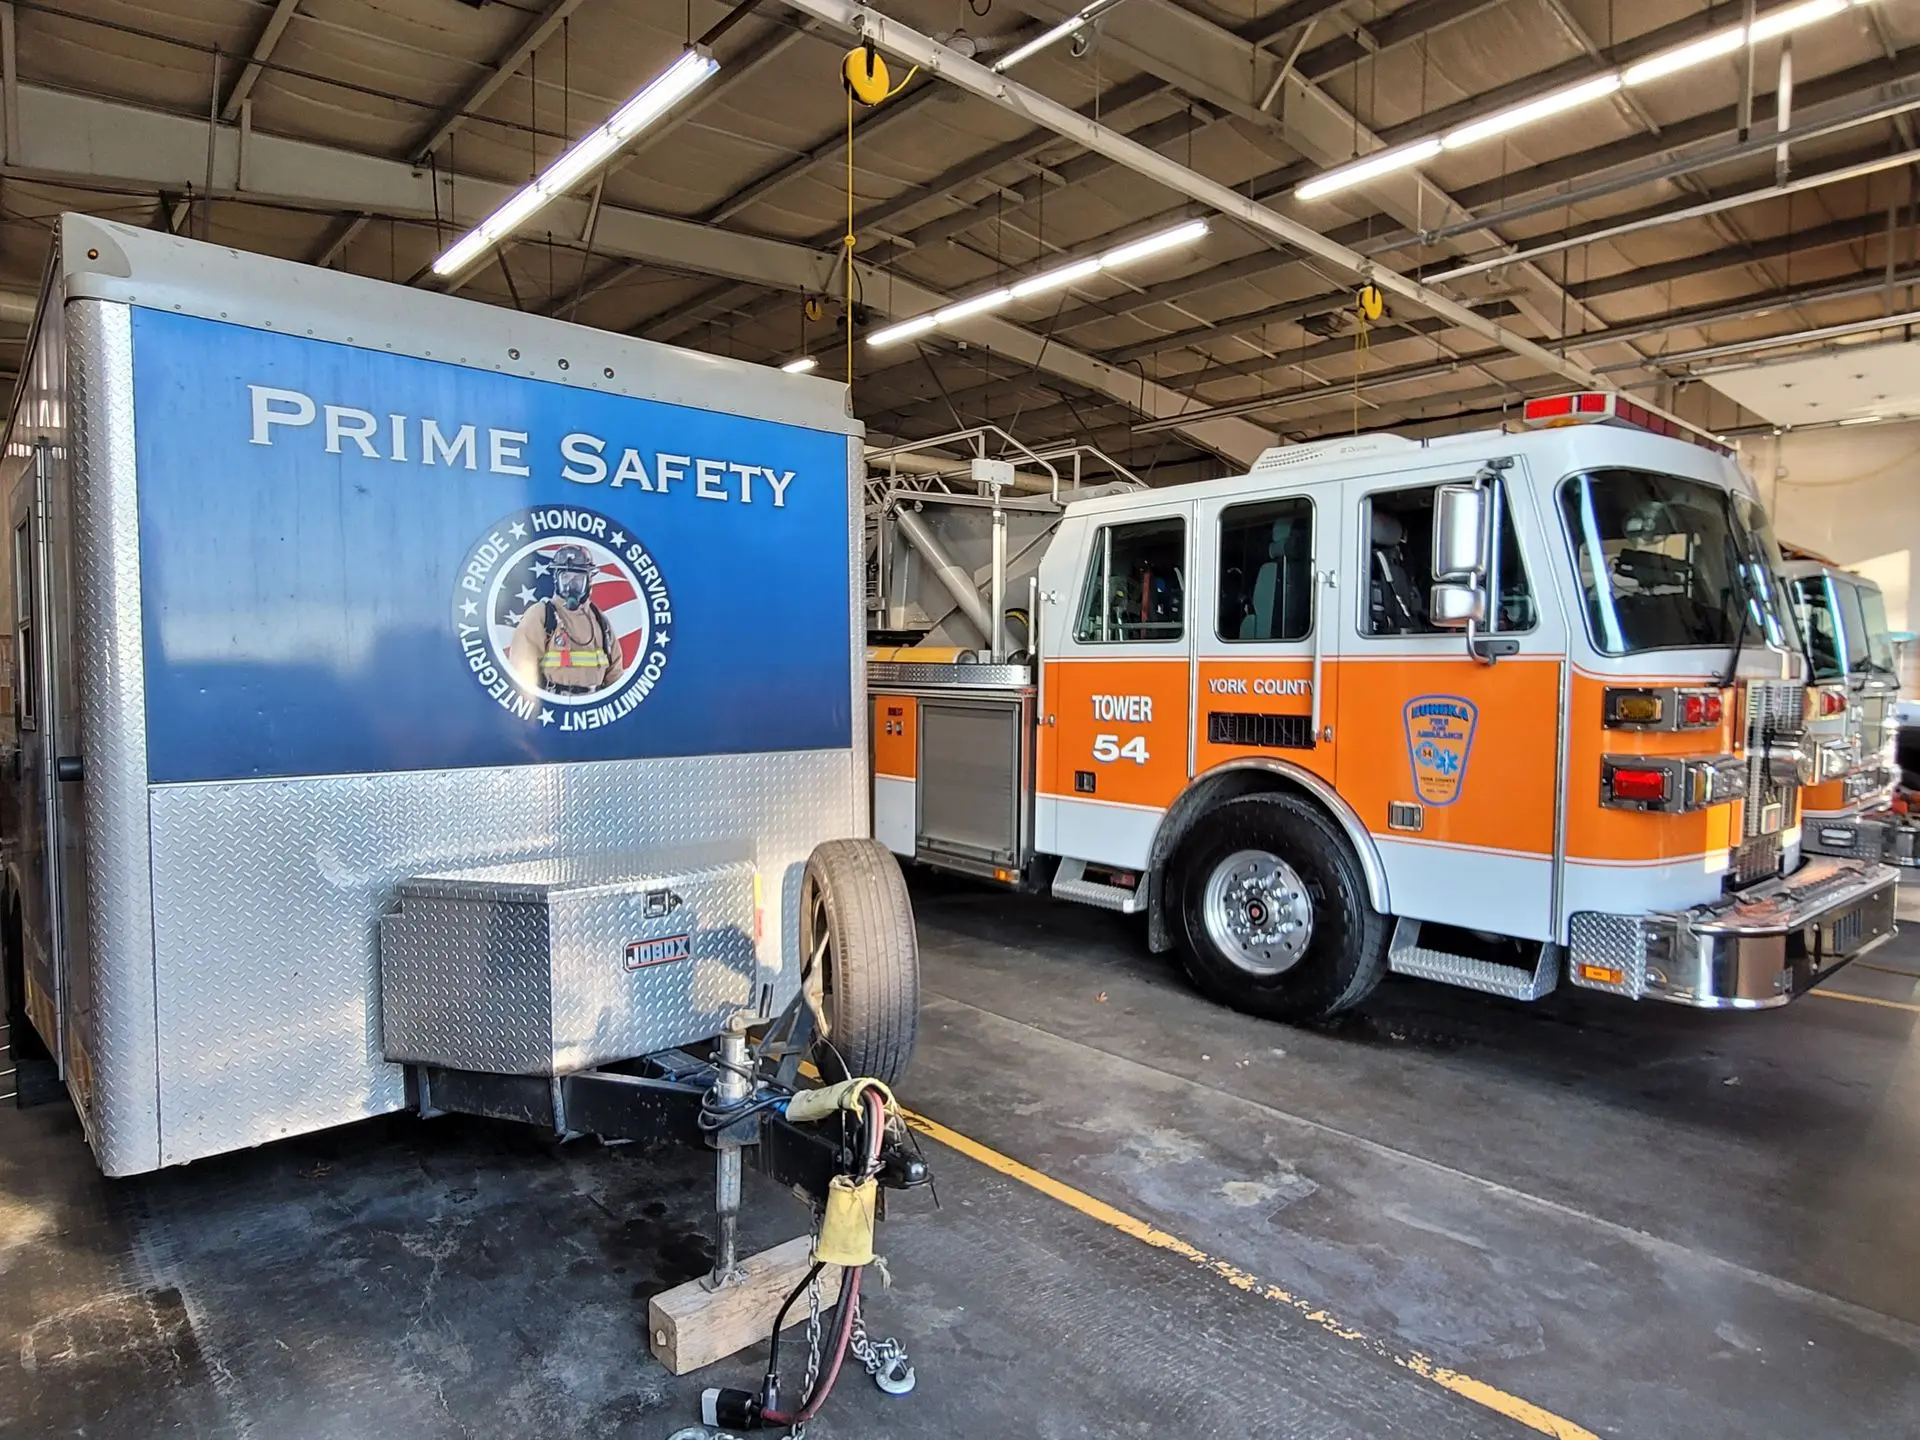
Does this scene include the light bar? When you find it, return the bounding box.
[1294,139,1441,201]
[867,219,1209,348]
[433,49,718,278]
[1296,0,1871,201]
[1442,74,1623,150]
[1620,28,1748,85]
[780,356,819,374]
[992,0,1129,73]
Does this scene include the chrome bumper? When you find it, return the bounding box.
[1802,809,1920,867]
[1568,857,1899,1010]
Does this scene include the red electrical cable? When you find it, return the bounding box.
[762,1088,889,1429]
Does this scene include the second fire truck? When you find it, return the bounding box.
[1783,554,1918,865]
[866,396,1898,1021]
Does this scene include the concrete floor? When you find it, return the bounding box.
[4,876,1920,1439]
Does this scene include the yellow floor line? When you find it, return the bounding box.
[1811,988,1920,1014]
[901,1106,1602,1440]
[1849,961,1920,980]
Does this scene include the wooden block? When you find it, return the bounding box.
[648,1235,843,1377]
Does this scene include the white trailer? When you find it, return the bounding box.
[0,212,924,1293]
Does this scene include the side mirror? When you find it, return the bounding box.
[1432,484,1489,580]
[1430,581,1485,631]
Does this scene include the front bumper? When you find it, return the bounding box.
[1568,857,1899,1009]
[1802,808,1920,867]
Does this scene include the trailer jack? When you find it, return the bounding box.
[409,998,932,1429]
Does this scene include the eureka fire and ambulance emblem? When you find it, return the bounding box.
[453,505,673,730]
[1404,694,1478,807]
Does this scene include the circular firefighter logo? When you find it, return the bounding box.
[453,506,672,728]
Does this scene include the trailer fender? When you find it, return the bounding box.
[1143,758,1390,953]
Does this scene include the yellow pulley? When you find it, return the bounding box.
[1356,283,1386,323]
[843,45,891,106]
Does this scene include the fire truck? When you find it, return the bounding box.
[1782,554,1919,865]
[865,397,1899,1021]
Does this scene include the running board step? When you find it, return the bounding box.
[1388,919,1561,1001]
[1052,858,1148,915]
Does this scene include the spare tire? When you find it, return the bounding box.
[800,839,920,1087]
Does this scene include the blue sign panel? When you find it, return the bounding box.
[131,308,852,783]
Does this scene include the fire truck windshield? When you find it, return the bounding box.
[1560,469,1798,659]
[1842,579,1898,680]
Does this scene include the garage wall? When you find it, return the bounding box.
[1748,419,1920,690]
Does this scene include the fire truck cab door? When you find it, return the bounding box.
[1335,466,1567,942]
[1191,487,1336,788]
[1036,502,1195,872]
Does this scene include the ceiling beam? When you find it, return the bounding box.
[789,0,1607,392]
[981,49,1920,378]
[0,81,1271,463]
[700,84,946,227]
[220,0,301,123]
[409,0,593,164]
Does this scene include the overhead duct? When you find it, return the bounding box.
[781,0,1608,394]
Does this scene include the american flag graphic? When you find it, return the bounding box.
[489,538,651,674]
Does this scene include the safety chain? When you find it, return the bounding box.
[788,1262,825,1440]
[849,1297,914,1395]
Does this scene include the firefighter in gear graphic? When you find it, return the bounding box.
[507,544,625,696]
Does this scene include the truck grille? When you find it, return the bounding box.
[1731,834,1782,888]
[1733,679,1804,889]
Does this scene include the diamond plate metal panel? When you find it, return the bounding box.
[380,855,757,1075]
[147,751,853,1167]
[66,298,162,1177]
[1568,912,1650,996]
[1387,920,1559,1000]
[380,895,553,1074]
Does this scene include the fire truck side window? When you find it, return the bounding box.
[1364,485,1534,636]
[1218,497,1312,642]
[1074,516,1185,644]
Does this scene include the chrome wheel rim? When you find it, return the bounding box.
[1201,849,1314,976]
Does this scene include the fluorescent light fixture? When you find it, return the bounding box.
[1749,0,1846,41]
[1099,218,1211,267]
[1839,414,1883,425]
[1293,0,1861,199]
[1011,256,1102,298]
[867,218,1210,347]
[780,356,819,374]
[867,313,941,347]
[1622,28,1747,85]
[1295,138,1442,201]
[936,288,1014,325]
[1442,74,1623,150]
[433,48,718,278]
[992,0,1128,72]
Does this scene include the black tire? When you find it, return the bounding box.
[800,839,920,1087]
[1170,793,1388,1022]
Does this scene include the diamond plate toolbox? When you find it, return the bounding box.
[380,851,758,1075]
